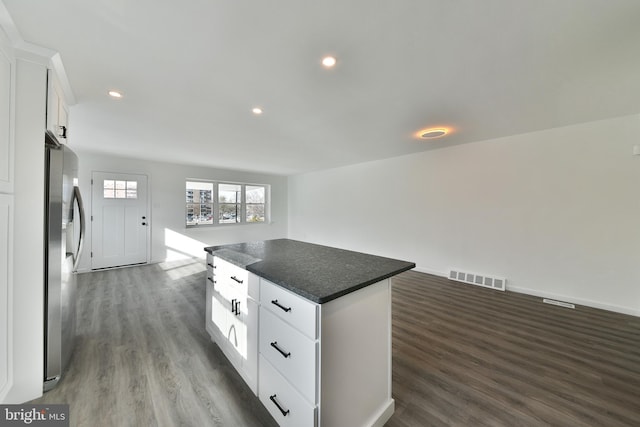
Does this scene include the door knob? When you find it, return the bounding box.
[142,222,147,226]
[142,216,146,219]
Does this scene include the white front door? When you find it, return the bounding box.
[91,171,148,269]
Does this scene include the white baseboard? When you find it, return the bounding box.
[412,266,448,277]
[411,265,639,318]
[506,285,640,317]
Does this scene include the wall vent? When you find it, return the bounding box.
[448,269,506,291]
[542,298,575,309]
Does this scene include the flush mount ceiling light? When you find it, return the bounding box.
[108,90,123,98]
[321,56,337,68]
[252,107,263,115]
[417,128,449,139]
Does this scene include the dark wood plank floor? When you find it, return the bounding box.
[388,271,640,427]
[32,263,640,426]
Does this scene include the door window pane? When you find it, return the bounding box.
[103,180,115,198]
[115,180,126,198]
[126,181,138,199]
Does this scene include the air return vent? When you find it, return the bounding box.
[448,269,506,291]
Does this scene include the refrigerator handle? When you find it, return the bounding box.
[73,186,86,272]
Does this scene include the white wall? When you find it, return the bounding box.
[288,114,640,316]
[74,151,288,271]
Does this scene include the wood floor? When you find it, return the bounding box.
[32,263,640,426]
[388,271,640,427]
[32,260,278,427]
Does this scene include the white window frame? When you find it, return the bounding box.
[185,180,269,228]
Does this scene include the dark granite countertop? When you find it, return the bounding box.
[204,239,415,304]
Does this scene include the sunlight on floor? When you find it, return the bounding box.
[161,228,208,280]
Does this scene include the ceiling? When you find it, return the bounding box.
[3,0,640,175]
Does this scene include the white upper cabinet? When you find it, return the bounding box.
[0,33,14,194]
[46,69,69,143]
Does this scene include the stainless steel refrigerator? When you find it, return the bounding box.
[44,130,85,392]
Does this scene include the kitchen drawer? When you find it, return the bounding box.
[260,307,317,403]
[214,256,249,293]
[259,355,316,427]
[260,279,318,339]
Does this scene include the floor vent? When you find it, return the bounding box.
[448,269,506,291]
[543,298,575,309]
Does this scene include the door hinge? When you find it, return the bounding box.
[91,178,93,185]
[91,215,93,221]
[90,252,93,258]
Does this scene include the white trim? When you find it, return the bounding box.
[507,285,640,318]
[49,53,75,106]
[412,266,448,277]
[411,265,639,318]
[0,3,74,104]
[0,2,20,47]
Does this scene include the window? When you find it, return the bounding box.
[186,181,213,225]
[104,180,138,199]
[185,180,268,227]
[219,183,241,224]
[246,185,266,223]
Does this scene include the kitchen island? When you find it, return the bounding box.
[204,239,414,427]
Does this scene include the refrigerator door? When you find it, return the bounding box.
[44,143,63,390]
[44,137,83,391]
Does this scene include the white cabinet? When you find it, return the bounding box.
[259,277,394,427]
[0,28,14,399]
[258,279,318,427]
[205,254,258,393]
[0,194,13,397]
[205,253,395,427]
[46,69,69,142]
[0,36,14,194]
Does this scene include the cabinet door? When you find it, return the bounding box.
[0,194,13,394]
[46,70,68,142]
[0,41,14,193]
[205,276,213,332]
[211,290,228,344]
[243,298,258,394]
[227,300,247,359]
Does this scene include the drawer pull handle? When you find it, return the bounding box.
[230,299,240,315]
[207,263,214,268]
[271,299,291,312]
[231,275,243,284]
[269,394,290,417]
[207,277,214,283]
[270,341,291,358]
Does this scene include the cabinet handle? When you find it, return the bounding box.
[207,263,213,268]
[234,300,240,316]
[231,298,236,313]
[230,275,243,284]
[207,277,214,283]
[271,299,291,312]
[269,394,290,417]
[270,341,291,358]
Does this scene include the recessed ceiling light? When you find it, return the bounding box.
[108,90,122,98]
[417,128,449,139]
[252,107,263,115]
[321,56,337,68]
